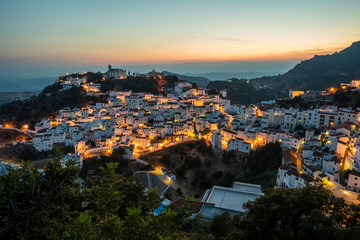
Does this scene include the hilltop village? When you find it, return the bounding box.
[2,67,360,218]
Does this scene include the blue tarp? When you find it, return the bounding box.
[154,203,165,215]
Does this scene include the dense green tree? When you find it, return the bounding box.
[207,79,274,104]
[210,212,232,239]
[0,152,201,240]
[213,185,360,240]
[0,158,80,238]
[1,153,359,239]
[207,88,219,95]
[245,142,282,187]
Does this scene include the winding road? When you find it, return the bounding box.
[0,126,35,138]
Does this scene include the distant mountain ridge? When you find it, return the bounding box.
[207,41,360,104]
[183,71,281,80]
[0,76,56,92]
[251,41,360,91]
[0,91,39,106]
[162,71,210,87]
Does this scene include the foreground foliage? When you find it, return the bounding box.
[244,142,282,188]
[210,185,360,240]
[0,156,359,239]
[0,159,189,239]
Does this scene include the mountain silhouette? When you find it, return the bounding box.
[251,41,360,91]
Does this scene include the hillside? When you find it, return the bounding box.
[0,73,179,127]
[0,84,105,128]
[207,41,360,104]
[140,140,282,196]
[251,41,360,91]
[0,129,31,146]
[0,91,39,106]
[207,79,276,104]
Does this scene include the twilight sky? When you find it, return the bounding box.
[0,0,359,76]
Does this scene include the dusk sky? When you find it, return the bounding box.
[1,0,360,76]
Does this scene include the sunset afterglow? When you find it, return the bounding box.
[0,0,359,70]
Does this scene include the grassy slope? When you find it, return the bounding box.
[139,140,282,196]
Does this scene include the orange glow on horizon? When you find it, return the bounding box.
[1,0,358,71]
[11,42,349,67]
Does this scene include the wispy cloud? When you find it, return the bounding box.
[291,47,344,55]
[190,36,255,45]
[211,36,255,44]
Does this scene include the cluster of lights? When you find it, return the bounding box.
[327,87,338,93]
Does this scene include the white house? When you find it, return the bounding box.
[347,170,360,193]
[227,138,251,153]
[211,131,223,150]
[33,133,53,151]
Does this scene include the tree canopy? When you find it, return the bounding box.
[0,158,190,239]
[1,156,359,239]
[210,185,360,240]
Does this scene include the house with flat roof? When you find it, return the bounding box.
[199,182,264,220]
